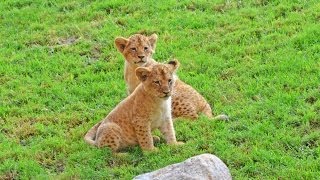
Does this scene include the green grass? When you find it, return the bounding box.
[1,0,319,179]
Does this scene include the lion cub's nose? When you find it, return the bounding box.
[138,55,145,59]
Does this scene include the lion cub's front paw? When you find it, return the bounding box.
[169,141,185,146]
[175,141,185,146]
[143,147,159,154]
[114,152,129,157]
[151,147,159,152]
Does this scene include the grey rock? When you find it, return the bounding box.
[134,153,232,180]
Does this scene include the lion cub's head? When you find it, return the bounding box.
[115,34,157,66]
[135,60,179,99]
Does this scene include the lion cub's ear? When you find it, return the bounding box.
[136,67,151,82]
[167,59,180,72]
[115,37,129,53]
[148,34,158,52]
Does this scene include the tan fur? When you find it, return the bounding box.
[171,79,213,119]
[115,34,228,120]
[84,61,183,152]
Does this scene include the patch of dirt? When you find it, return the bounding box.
[90,45,102,60]
[303,137,319,149]
[135,29,159,36]
[219,68,237,80]
[309,119,320,129]
[115,19,127,27]
[305,96,317,104]
[13,121,37,140]
[229,136,247,146]
[36,151,65,174]
[57,36,79,46]
[0,170,19,180]
[67,118,83,129]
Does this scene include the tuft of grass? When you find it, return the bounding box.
[1,0,319,179]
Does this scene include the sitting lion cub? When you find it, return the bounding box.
[115,34,228,120]
[84,60,183,151]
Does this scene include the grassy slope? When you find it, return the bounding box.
[0,0,319,179]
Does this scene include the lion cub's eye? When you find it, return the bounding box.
[168,79,172,84]
[144,47,148,51]
[154,80,160,85]
[131,47,137,51]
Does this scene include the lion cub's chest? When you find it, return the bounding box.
[127,75,140,94]
[150,97,172,129]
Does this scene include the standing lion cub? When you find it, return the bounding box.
[84,60,183,151]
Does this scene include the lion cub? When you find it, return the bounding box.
[115,34,228,120]
[115,33,157,94]
[84,60,182,151]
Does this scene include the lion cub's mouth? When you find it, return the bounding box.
[162,94,171,99]
[134,60,146,65]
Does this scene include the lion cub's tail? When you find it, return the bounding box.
[212,114,229,121]
[202,103,229,121]
[84,122,101,146]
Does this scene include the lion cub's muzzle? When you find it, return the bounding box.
[161,90,171,98]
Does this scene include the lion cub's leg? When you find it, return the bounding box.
[172,102,199,120]
[159,119,184,145]
[134,123,155,151]
[95,122,123,152]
